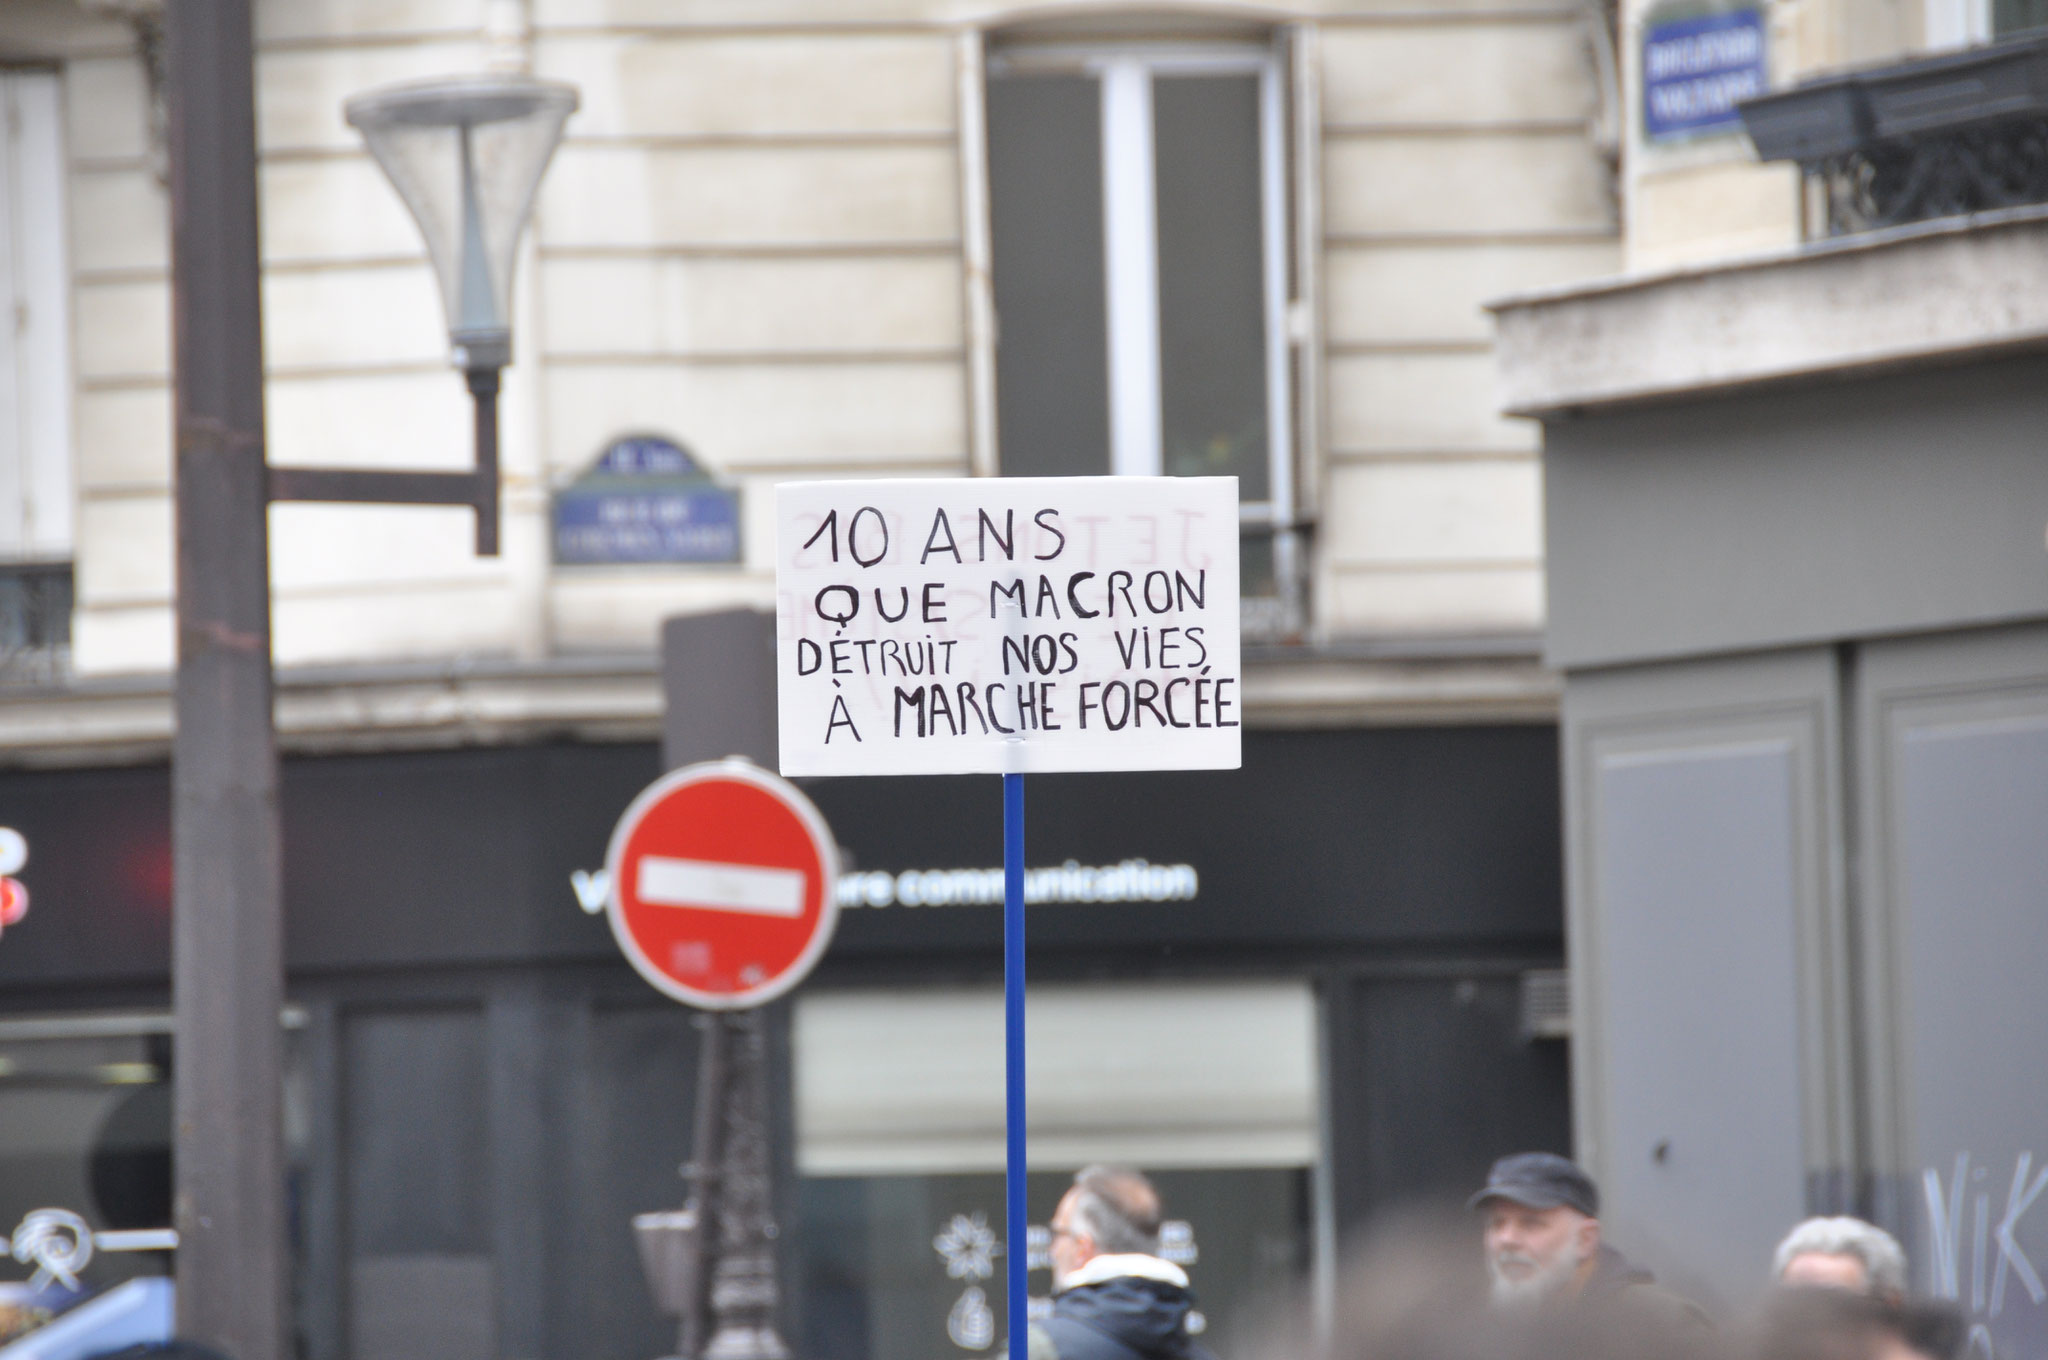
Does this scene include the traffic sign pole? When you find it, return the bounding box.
[1003,773,1026,1360]
[774,476,1242,1360]
[604,758,841,1360]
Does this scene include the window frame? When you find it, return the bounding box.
[981,38,1304,632]
[1921,0,2048,44]
[0,67,75,565]
[1923,0,1993,47]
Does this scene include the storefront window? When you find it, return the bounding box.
[1994,0,2048,33]
[985,38,1305,638]
[799,1167,1307,1359]
[0,1014,308,1344]
[793,981,1320,1356]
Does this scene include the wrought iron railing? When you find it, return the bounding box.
[0,562,73,687]
[1739,33,2048,235]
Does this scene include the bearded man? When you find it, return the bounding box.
[1471,1152,1711,1348]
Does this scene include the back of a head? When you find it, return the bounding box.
[1072,1164,1163,1256]
[1311,1212,1509,1360]
[1754,1290,1894,1360]
[1771,1218,1909,1298]
[1751,1285,1964,1360]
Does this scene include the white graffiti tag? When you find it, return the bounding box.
[1924,1151,2048,1319]
[8,1209,93,1289]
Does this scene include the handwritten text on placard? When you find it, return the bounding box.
[775,478,1242,776]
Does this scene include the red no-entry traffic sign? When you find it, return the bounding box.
[603,759,840,1009]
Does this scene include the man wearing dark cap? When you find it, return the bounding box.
[1471,1152,1711,1344]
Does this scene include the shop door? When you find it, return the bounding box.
[1855,623,2048,1360]
[1561,647,1852,1312]
[300,986,714,1360]
[340,1008,494,1360]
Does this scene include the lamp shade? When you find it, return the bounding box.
[344,75,578,369]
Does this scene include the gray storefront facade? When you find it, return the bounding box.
[1497,214,2048,1356]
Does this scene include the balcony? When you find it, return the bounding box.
[0,562,72,686]
[1739,33,2048,235]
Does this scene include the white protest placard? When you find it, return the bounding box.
[775,477,1241,776]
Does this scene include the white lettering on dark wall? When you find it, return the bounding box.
[568,859,1200,915]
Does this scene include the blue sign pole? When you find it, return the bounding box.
[1003,772,1028,1357]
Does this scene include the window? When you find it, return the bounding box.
[0,70,75,672]
[1925,0,2048,46]
[1993,0,2048,35]
[984,40,1302,636]
[791,982,1317,1356]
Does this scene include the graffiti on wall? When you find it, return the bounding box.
[1923,1151,2048,1357]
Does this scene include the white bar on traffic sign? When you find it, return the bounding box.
[636,856,807,918]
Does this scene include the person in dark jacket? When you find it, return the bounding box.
[1019,1165,1216,1360]
[1471,1151,1713,1354]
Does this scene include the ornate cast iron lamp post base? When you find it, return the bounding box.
[637,1009,792,1360]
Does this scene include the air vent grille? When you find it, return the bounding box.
[1520,969,1571,1040]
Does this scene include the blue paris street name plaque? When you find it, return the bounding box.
[553,433,742,565]
[1642,8,1767,140]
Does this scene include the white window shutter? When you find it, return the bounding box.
[0,72,74,560]
[1284,23,1324,534]
[794,980,1320,1175]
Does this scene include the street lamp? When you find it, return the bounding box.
[346,75,575,372]
[265,75,578,555]
[160,30,574,1358]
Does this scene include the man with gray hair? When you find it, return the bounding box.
[1773,1216,1910,1303]
[1021,1165,1214,1360]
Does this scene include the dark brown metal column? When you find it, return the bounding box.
[701,1011,791,1360]
[465,366,502,556]
[165,2,287,1357]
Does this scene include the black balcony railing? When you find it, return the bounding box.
[1739,33,2048,235]
[0,561,74,684]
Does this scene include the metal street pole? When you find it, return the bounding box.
[655,611,799,1359]
[676,1013,729,1360]
[700,1010,789,1360]
[164,0,287,1357]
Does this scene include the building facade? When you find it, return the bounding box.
[0,1,1617,1356]
[1499,0,2048,1352]
[2,0,1616,700]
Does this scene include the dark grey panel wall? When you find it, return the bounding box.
[1325,974,1571,1228]
[1594,742,1805,1312]
[563,1002,708,1360]
[664,609,776,770]
[0,727,1562,987]
[1563,650,1852,1314]
[1857,625,2048,1360]
[300,981,718,1360]
[343,1009,494,1360]
[808,725,1566,954]
[1544,353,2048,670]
